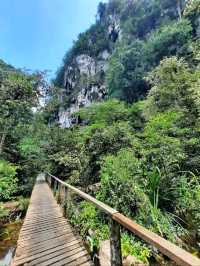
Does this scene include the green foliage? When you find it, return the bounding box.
[97,149,143,215]
[73,22,110,57]
[106,40,147,102]
[188,40,200,66]
[121,233,150,263]
[143,112,185,211]
[54,0,193,105]
[175,174,200,229]
[68,200,151,262]
[0,64,49,198]
[128,101,145,130]
[97,148,177,240]
[106,19,192,102]
[1,0,200,262]
[0,160,18,201]
[183,0,200,39]
[145,57,200,122]
[144,19,192,67]
[19,137,41,157]
[17,197,30,215]
[0,69,38,160]
[71,202,100,236]
[0,203,9,219]
[77,99,129,125]
[184,0,200,21]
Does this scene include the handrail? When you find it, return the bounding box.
[47,173,117,215]
[46,173,200,266]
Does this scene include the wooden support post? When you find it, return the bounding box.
[110,219,122,266]
[60,184,64,205]
[50,177,53,189]
[57,183,61,203]
[66,188,71,214]
[48,176,51,186]
[54,180,57,196]
[63,186,67,217]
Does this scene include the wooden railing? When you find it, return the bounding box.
[46,173,200,266]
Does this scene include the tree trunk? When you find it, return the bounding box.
[177,0,182,19]
[0,132,6,155]
[110,219,122,266]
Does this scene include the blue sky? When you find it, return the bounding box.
[0,0,107,78]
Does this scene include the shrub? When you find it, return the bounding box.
[0,160,18,201]
[97,148,178,241]
[175,174,200,229]
[77,99,130,125]
[184,0,200,23]
[142,112,186,209]
[121,233,150,263]
[79,123,133,186]
[145,57,200,123]
[19,137,41,157]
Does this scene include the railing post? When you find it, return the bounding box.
[50,176,53,189]
[60,185,65,215]
[65,187,72,215]
[63,187,67,217]
[49,175,52,187]
[110,218,122,266]
[53,180,57,196]
[57,183,61,203]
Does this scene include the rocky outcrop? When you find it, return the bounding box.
[53,0,190,128]
[59,84,106,128]
[108,14,121,42]
[76,55,96,76]
[56,8,121,127]
[58,50,109,127]
[53,0,123,128]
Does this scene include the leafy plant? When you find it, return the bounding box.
[0,160,18,201]
[121,233,150,263]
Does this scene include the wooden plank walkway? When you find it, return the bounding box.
[11,175,93,266]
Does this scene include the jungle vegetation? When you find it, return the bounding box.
[1,0,200,263]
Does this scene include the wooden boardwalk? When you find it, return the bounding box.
[11,176,93,266]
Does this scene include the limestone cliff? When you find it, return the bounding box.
[53,0,188,128]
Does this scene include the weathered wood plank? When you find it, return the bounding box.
[11,178,93,266]
[16,236,81,255]
[14,241,82,264]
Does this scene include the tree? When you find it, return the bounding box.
[0,71,38,156]
[145,57,200,123]
[97,2,107,20]
[106,41,148,102]
[184,0,200,36]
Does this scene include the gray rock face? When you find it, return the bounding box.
[57,12,121,128]
[76,55,96,76]
[58,84,106,128]
[108,14,121,42]
[58,51,109,128]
